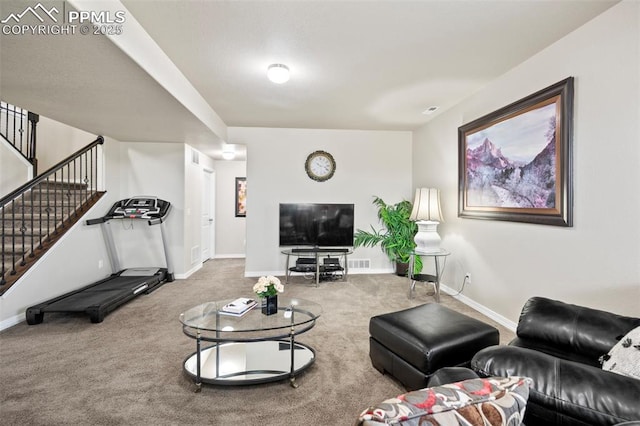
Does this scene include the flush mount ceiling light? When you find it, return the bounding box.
[422,106,439,115]
[267,63,290,84]
[222,144,236,160]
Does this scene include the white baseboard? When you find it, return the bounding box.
[441,284,517,332]
[214,254,246,259]
[175,263,202,280]
[1,313,24,331]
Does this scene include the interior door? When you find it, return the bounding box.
[202,169,216,262]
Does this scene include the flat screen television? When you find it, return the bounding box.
[279,203,354,247]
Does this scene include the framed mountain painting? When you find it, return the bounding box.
[458,77,573,226]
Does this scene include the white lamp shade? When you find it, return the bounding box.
[267,64,290,84]
[410,188,444,254]
[409,188,444,223]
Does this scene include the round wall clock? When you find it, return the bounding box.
[305,150,336,182]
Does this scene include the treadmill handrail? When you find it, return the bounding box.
[86,217,107,226]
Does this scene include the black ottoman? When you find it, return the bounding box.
[369,303,499,391]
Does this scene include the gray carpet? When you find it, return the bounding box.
[0,259,514,425]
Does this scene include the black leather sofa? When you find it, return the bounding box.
[471,297,640,426]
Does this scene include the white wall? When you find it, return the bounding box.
[228,127,413,277]
[114,142,185,276]
[0,138,31,197]
[37,115,96,172]
[213,159,247,258]
[412,0,640,322]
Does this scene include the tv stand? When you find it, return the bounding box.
[281,248,353,286]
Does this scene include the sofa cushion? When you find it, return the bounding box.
[513,297,640,367]
[356,376,531,426]
[602,326,640,379]
[472,345,640,425]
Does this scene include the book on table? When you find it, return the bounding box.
[220,297,257,316]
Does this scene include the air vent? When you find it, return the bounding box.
[348,259,371,270]
[191,246,200,263]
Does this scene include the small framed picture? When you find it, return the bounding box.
[235,177,246,217]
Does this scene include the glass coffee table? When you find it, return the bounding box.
[179,297,321,392]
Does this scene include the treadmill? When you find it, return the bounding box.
[26,196,174,324]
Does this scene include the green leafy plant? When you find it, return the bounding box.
[354,196,422,275]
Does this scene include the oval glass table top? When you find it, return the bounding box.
[180,297,322,334]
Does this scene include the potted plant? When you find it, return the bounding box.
[354,196,422,276]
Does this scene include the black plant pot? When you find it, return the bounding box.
[395,262,409,277]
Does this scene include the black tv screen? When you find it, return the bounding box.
[279,203,354,247]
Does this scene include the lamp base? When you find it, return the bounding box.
[414,221,441,254]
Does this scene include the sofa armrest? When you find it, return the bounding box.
[515,297,640,366]
[471,345,640,425]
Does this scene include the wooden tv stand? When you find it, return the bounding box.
[281,248,352,286]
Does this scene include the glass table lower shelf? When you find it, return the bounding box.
[183,340,316,385]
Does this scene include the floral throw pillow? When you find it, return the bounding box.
[357,376,531,426]
[601,326,640,379]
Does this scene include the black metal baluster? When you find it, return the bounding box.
[49,175,54,237]
[29,188,35,258]
[10,199,16,275]
[65,162,71,223]
[19,193,27,266]
[38,182,44,250]
[73,158,77,215]
[1,203,5,285]
[92,146,96,196]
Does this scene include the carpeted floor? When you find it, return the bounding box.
[0,259,514,425]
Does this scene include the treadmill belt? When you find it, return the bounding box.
[46,289,138,311]
[37,273,162,312]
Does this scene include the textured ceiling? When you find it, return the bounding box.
[0,0,619,158]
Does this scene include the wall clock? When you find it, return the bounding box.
[305,150,336,182]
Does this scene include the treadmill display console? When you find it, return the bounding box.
[110,197,169,219]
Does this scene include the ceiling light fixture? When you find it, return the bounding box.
[422,106,439,115]
[222,145,236,160]
[267,64,290,84]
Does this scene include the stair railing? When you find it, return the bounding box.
[0,101,39,174]
[0,136,105,293]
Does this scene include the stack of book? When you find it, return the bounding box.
[220,297,257,317]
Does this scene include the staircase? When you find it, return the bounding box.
[1,136,105,294]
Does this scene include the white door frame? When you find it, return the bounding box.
[202,169,216,262]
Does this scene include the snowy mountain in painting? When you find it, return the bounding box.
[466,120,556,209]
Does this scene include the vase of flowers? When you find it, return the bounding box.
[253,276,284,315]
